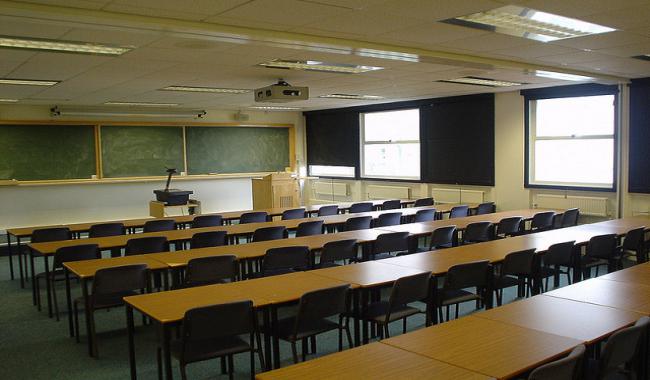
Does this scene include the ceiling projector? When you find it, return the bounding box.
[254,80,308,103]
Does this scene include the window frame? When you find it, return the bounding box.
[523,85,619,192]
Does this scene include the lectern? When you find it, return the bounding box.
[251,173,300,209]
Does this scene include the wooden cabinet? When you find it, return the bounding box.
[252,173,300,209]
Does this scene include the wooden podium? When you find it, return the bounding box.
[252,173,300,209]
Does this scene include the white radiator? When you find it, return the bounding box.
[367,185,411,200]
[534,194,608,217]
[431,188,485,204]
[313,181,348,197]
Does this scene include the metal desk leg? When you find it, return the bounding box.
[65,269,74,337]
[30,246,37,305]
[160,323,173,380]
[17,236,27,288]
[263,308,272,371]
[362,289,369,344]
[44,254,53,318]
[6,232,14,281]
[352,290,360,347]
[272,305,280,369]
[82,279,94,357]
[126,305,137,380]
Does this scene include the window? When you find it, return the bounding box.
[309,165,355,178]
[527,94,616,189]
[360,109,420,180]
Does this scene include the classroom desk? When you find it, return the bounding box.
[381,316,582,379]
[63,255,168,357]
[124,271,350,380]
[599,262,650,287]
[255,341,492,380]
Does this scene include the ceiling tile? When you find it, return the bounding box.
[102,3,206,21]
[491,43,578,59]
[297,10,426,38]
[437,33,531,53]
[214,0,348,28]
[7,52,112,80]
[377,22,487,47]
[549,31,650,50]
[60,27,162,46]
[0,16,71,38]
[378,0,503,21]
[107,0,250,16]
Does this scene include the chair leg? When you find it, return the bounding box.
[221,357,227,374]
[345,323,353,349]
[157,348,162,380]
[89,309,98,357]
[36,276,41,311]
[228,354,234,380]
[255,331,265,370]
[455,304,459,319]
[403,317,407,334]
[310,336,316,354]
[384,323,390,339]
[338,326,343,351]
[180,364,187,380]
[74,301,80,342]
[291,341,299,364]
[301,338,308,362]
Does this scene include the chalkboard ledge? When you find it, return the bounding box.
[1,173,289,187]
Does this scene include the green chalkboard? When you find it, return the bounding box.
[101,125,184,178]
[186,127,289,174]
[0,124,96,180]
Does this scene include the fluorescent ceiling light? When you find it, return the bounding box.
[104,101,179,107]
[258,59,383,74]
[51,106,206,118]
[0,98,18,102]
[319,93,385,100]
[0,35,132,56]
[249,106,302,111]
[0,78,59,86]
[439,77,523,87]
[162,86,251,94]
[443,5,615,42]
[531,70,595,82]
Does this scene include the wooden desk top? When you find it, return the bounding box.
[475,295,643,344]
[63,254,168,279]
[311,261,429,288]
[256,342,492,380]
[546,278,650,315]
[599,263,650,287]
[587,216,650,231]
[382,316,582,379]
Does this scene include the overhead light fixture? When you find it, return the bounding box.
[530,70,595,82]
[258,59,383,74]
[0,98,19,102]
[161,86,251,94]
[104,101,179,107]
[438,77,523,87]
[319,94,385,100]
[51,106,206,118]
[443,5,615,42]
[0,35,132,56]
[0,78,59,86]
[249,106,302,111]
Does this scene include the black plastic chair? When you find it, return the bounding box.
[295,220,324,237]
[342,216,372,231]
[552,214,564,229]
[143,219,176,233]
[435,260,491,321]
[190,231,227,249]
[494,249,538,306]
[461,221,492,244]
[180,255,237,288]
[530,211,555,233]
[496,216,523,238]
[382,200,402,210]
[282,208,306,220]
[73,264,149,357]
[476,202,495,215]
[362,272,431,338]
[239,212,268,224]
[191,215,223,228]
[372,232,410,260]
[528,344,586,380]
[620,227,647,264]
[167,300,264,380]
[32,227,72,243]
[428,225,456,250]
[561,208,580,228]
[349,202,373,213]
[317,205,339,216]
[414,198,434,207]
[125,236,169,256]
[374,212,402,227]
[581,234,620,278]
[89,223,125,238]
[540,241,576,291]
[270,284,352,363]
[260,246,310,277]
[251,226,287,243]
[319,239,358,268]
[414,209,436,223]
[449,205,469,219]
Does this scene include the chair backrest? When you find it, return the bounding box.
[143,219,176,233]
[281,208,306,220]
[349,202,373,213]
[476,202,495,215]
[125,236,169,256]
[252,226,287,242]
[497,216,523,236]
[296,220,324,237]
[532,211,555,231]
[561,208,580,228]
[414,209,436,223]
[293,284,350,336]
[382,199,402,210]
[414,197,434,207]
[263,246,310,273]
[552,214,563,229]
[622,226,646,253]
[32,227,71,243]
[92,264,148,298]
[586,234,618,259]
[449,205,469,219]
[444,260,490,290]
[191,215,223,228]
[320,239,357,266]
[190,231,227,249]
[343,216,372,231]
[89,223,125,238]
[239,211,268,224]
[430,226,456,250]
[501,248,537,276]
[373,232,409,255]
[598,317,650,378]
[317,205,339,216]
[544,241,576,267]
[375,212,402,227]
[53,244,101,268]
[463,221,492,243]
[387,272,431,317]
[182,300,255,345]
[528,344,586,380]
[184,255,237,287]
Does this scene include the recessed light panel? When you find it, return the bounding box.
[0,98,19,102]
[438,77,523,87]
[162,86,251,94]
[531,70,595,82]
[258,59,383,74]
[0,36,132,56]
[0,78,59,86]
[443,5,615,42]
[249,106,302,111]
[104,101,179,107]
[319,94,385,100]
